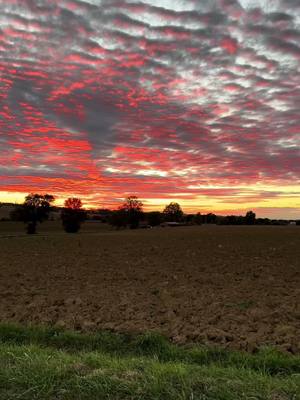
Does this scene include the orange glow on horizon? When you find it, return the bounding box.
[1,188,299,219]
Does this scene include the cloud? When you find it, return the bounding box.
[0,0,299,215]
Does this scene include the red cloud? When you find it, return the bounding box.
[220,38,238,55]
[0,0,299,217]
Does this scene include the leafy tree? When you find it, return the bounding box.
[65,198,82,210]
[61,198,86,233]
[163,202,183,222]
[245,210,256,225]
[119,195,143,229]
[18,193,55,234]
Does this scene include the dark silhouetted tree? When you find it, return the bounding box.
[19,193,55,234]
[194,212,202,225]
[61,198,86,233]
[184,214,194,224]
[65,198,82,210]
[245,210,256,225]
[163,202,183,222]
[205,213,217,224]
[120,195,143,229]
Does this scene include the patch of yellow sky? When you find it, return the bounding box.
[0,184,299,214]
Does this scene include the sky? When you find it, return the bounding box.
[0,0,299,217]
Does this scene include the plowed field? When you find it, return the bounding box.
[0,223,299,353]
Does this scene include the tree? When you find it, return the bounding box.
[61,198,86,233]
[119,195,143,229]
[245,210,256,225]
[194,212,202,225]
[163,202,183,222]
[64,198,82,210]
[205,213,217,224]
[20,193,55,234]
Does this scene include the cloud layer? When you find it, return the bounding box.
[0,0,299,215]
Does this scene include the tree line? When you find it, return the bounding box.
[4,192,274,234]
[9,194,84,234]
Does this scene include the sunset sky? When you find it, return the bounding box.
[0,0,299,217]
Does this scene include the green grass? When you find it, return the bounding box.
[0,324,299,399]
[224,300,256,310]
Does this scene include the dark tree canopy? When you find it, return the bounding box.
[20,193,55,234]
[64,198,83,210]
[119,195,143,229]
[205,213,217,224]
[163,202,183,222]
[121,196,143,213]
[194,212,202,225]
[61,197,86,233]
[24,193,55,211]
[245,210,256,225]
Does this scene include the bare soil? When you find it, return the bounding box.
[0,223,299,353]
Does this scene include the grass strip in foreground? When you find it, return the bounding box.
[0,324,299,399]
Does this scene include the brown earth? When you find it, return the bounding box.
[0,222,299,353]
